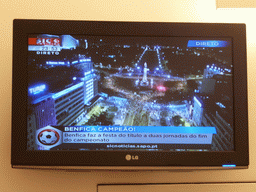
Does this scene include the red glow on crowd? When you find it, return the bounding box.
[157,85,166,92]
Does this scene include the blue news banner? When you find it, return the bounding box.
[187,40,230,48]
[62,126,216,144]
[36,126,216,150]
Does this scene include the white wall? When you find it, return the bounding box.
[1,0,256,191]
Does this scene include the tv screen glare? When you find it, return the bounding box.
[12,19,248,170]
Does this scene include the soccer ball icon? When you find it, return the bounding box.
[38,129,60,145]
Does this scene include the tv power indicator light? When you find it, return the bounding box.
[222,164,236,168]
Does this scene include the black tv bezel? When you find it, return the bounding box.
[11,19,248,168]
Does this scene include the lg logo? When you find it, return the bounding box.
[125,154,139,161]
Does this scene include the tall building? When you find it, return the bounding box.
[192,94,233,151]
[202,106,233,151]
[192,96,204,126]
[197,63,233,150]
[28,95,57,130]
[53,82,85,125]
[200,64,232,96]
[82,60,99,106]
[84,78,94,104]
[27,95,57,150]
[27,113,37,150]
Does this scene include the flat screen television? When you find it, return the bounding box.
[11,19,248,170]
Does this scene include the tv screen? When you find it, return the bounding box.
[12,19,248,170]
